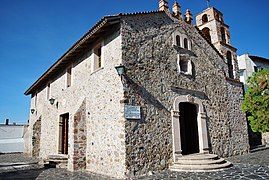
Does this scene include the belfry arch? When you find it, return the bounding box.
[171,95,209,160]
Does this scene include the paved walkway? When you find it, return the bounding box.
[0,149,269,179]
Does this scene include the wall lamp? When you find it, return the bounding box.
[31,108,35,114]
[49,98,56,105]
[115,64,126,77]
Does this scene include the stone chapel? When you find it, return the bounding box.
[24,1,249,178]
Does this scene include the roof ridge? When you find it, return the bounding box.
[118,10,162,16]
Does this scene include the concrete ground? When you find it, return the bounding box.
[0,149,269,179]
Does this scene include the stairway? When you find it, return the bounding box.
[170,153,232,172]
[43,154,68,168]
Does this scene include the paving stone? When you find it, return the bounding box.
[1,149,269,179]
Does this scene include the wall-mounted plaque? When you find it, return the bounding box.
[124,105,141,120]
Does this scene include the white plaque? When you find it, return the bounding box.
[124,105,141,119]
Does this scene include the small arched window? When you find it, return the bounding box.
[184,38,188,49]
[202,27,211,43]
[221,27,226,43]
[176,35,181,47]
[202,14,208,23]
[227,51,234,78]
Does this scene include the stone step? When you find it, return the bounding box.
[170,153,232,172]
[170,161,232,172]
[175,153,218,161]
[250,145,269,153]
[43,154,68,169]
[47,154,68,161]
[174,157,226,165]
[47,159,68,163]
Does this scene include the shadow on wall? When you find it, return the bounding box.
[32,116,41,157]
[124,76,170,131]
[171,86,209,101]
[124,76,169,111]
[204,108,212,153]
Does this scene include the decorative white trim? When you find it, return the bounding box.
[171,95,209,161]
[172,31,191,50]
[177,55,192,75]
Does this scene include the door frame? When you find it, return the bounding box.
[171,95,209,161]
[59,113,69,155]
[179,102,199,155]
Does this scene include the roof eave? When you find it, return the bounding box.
[24,11,166,96]
[249,55,269,62]
[24,15,121,95]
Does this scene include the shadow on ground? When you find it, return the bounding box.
[0,167,46,180]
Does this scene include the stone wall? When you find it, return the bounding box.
[85,29,126,179]
[28,28,126,178]
[121,12,249,176]
[262,132,269,145]
[226,79,249,155]
[73,99,87,170]
[23,125,31,155]
[40,98,60,159]
[32,117,41,157]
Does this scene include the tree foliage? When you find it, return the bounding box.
[242,68,269,133]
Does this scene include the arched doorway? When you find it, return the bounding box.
[171,95,209,160]
[179,102,199,155]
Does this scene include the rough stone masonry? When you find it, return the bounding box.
[121,12,249,176]
[25,6,249,180]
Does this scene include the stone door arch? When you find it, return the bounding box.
[171,95,209,160]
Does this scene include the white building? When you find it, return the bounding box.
[0,124,27,153]
[238,54,269,92]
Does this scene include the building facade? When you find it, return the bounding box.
[238,54,269,92]
[25,1,249,178]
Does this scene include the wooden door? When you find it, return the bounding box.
[59,113,69,154]
[179,102,199,155]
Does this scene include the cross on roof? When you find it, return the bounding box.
[206,0,210,8]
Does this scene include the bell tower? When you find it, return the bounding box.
[196,8,238,79]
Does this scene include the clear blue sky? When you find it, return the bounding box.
[0,0,268,124]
